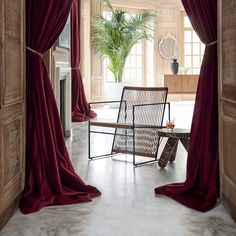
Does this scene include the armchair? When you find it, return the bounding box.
[88,86,169,166]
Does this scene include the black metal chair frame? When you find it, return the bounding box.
[88,87,170,166]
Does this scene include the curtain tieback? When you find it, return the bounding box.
[72,67,80,70]
[205,40,217,47]
[26,46,43,57]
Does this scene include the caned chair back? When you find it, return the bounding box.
[112,86,168,158]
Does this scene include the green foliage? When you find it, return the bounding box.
[91,0,156,83]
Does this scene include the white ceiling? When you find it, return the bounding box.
[110,0,183,9]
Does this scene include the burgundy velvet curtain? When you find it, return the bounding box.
[20,0,101,214]
[155,0,218,212]
[71,0,97,122]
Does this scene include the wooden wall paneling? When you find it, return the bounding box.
[91,80,103,101]
[91,56,103,101]
[2,0,24,106]
[3,117,22,187]
[218,0,236,223]
[0,0,4,108]
[0,115,24,207]
[81,0,91,100]
[155,7,182,87]
[222,117,236,183]
[0,0,26,230]
[90,0,104,101]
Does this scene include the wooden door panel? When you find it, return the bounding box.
[222,176,236,221]
[222,85,236,102]
[222,100,236,118]
[3,0,24,105]
[222,117,236,182]
[0,0,25,230]
[219,0,236,223]
[2,117,23,186]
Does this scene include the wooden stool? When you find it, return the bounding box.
[158,128,190,168]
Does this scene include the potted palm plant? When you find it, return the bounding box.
[91,0,156,100]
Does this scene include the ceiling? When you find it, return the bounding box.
[110,0,183,9]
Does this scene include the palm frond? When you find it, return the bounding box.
[91,0,157,82]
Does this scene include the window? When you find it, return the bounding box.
[123,42,143,86]
[182,13,205,74]
[103,9,154,86]
[103,41,144,86]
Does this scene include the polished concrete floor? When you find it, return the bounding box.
[1,102,236,236]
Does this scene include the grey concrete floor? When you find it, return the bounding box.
[1,102,236,236]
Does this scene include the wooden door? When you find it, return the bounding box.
[219,0,236,222]
[0,0,25,229]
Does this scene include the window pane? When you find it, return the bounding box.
[130,55,136,67]
[183,12,205,74]
[125,57,131,67]
[137,81,143,86]
[184,31,192,42]
[192,43,200,55]
[192,68,200,74]
[193,56,200,67]
[129,81,136,86]
[124,69,130,81]
[136,69,143,80]
[185,56,192,67]
[107,69,114,81]
[103,11,112,20]
[137,69,142,81]
[192,31,200,43]
[137,56,142,67]
[136,43,142,54]
[184,43,192,55]
[130,45,136,54]
[184,16,192,28]
[201,43,205,54]
[130,69,136,81]
[102,10,149,86]
[186,69,192,75]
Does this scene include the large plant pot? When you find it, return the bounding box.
[104,82,125,107]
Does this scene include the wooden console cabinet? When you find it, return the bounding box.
[164,75,199,93]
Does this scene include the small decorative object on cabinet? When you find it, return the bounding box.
[171,58,179,74]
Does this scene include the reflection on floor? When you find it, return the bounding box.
[1,102,236,236]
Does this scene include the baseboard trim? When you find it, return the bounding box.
[0,196,20,231]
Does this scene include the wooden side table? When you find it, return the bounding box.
[158,128,190,168]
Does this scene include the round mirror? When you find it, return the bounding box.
[159,35,179,59]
